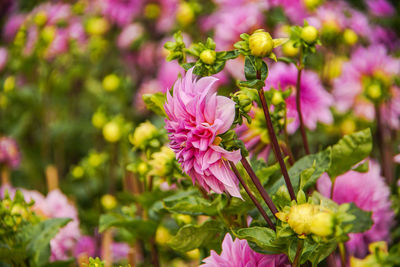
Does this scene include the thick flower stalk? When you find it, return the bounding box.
[164,68,242,198]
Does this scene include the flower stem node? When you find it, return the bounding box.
[102,121,121,143]
[200,49,217,65]
[310,212,334,237]
[234,91,253,113]
[249,30,274,57]
[301,26,318,44]
[102,74,120,92]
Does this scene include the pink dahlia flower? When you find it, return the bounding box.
[366,0,395,17]
[270,0,309,25]
[101,0,142,27]
[75,235,97,258]
[201,233,289,267]
[333,45,400,129]
[0,137,21,169]
[266,62,333,133]
[164,68,242,198]
[317,160,394,257]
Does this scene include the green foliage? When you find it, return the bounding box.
[327,128,372,178]
[168,220,223,252]
[142,93,167,117]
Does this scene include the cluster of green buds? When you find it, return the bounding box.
[164,31,187,64]
[129,121,165,152]
[284,22,320,60]
[231,89,258,125]
[0,190,39,237]
[70,150,108,179]
[363,72,392,104]
[264,88,292,132]
[149,146,177,177]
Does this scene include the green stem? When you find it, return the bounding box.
[338,242,347,267]
[292,239,304,267]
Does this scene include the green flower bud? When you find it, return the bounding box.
[72,166,84,179]
[249,30,274,57]
[92,111,107,129]
[3,76,15,92]
[287,203,317,235]
[102,121,121,143]
[34,11,48,26]
[176,2,194,26]
[186,249,200,260]
[41,26,56,43]
[366,83,382,100]
[282,40,299,57]
[101,194,117,210]
[235,91,253,113]
[343,29,358,46]
[88,152,105,167]
[340,118,356,135]
[310,212,334,237]
[149,146,176,177]
[102,74,120,92]
[271,91,284,106]
[144,3,161,19]
[200,49,216,65]
[86,17,109,36]
[301,26,318,44]
[137,162,149,175]
[155,226,171,245]
[130,121,158,148]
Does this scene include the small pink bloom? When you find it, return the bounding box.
[164,68,242,198]
[0,137,21,169]
[201,233,289,267]
[117,23,144,50]
[366,0,395,17]
[101,0,142,27]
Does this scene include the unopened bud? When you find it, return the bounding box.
[287,203,317,235]
[101,194,117,210]
[310,212,334,237]
[235,92,253,112]
[87,17,109,35]
[72,166,84,179]
[41,26,56,43]
[366,83,382,100]
[144,3,161,19]
[177,2,194,26]
[186,249,200,260]
[130,121,158,148]
[102,74,120,92]
[343,29,358,46]
[301,26,318,44]
[150,146,175,177]
[3,76,15,92]
[271,91,284,106]
[34,11,48,26]
[92,111,107,129]
[200,49,216,65]
[103,121,121,143]
[249,30,274,57]
[340,118,356,135]
[155,226,171,245]
[282,40,299,57]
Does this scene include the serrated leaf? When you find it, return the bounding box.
[143,93,167,117]
[342,203,373,234]
[168,221,223,252]
[233,227,286,253]
[327,129,372,178]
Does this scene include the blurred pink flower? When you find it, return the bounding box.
[0,137,21,169]
[333,45,400,129]
[117,23,144,49]
[266,62,333,133]
[366,0,395,17]
[45,29,69,59]
[201,233,290,267]
[111,242,130,261]
[3,14,25,42]
[154,0,179,33]
[74,235,97,258]
[0,47,8,72]
[317,160,394,257]
[101,0,142,26]
[270,0,309,25]
[164,68,242,198]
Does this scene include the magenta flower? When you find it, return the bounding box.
[333,45,400,129]
[201,233,290,267]
[0,137,21,169]
[317,160,394,257]
[270,0,309,25]
[266,62,333,133]
[117,23,144,50]
[366,0,395,17]
[164,68,242,198]
[3,14,25,42]
[75,236,97,258]
[101,0,142,27]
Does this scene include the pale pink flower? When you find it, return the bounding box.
[317,160,394,257]
[366,0,395,17]
[270,0,309,25]
[201,233,290,267]
[266,62,333,133]
[164,68,242,198]
[333,45,400,129]
[101,0,142,26]
[117,23,144,49]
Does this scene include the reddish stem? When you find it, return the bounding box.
[296,67,310,155]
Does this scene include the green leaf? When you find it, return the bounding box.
[277,57,297,64]
[143,93,167,117]
[99,213,157,238]
[244,56,268,81]
[302,239,337,266]
[19,218,71,267]
[238,79,265,89]
[168,221,223,252]
[269,149,331,195]
[218,50,239,60]
[299,161,316,190]
[341,203,373,234]
[327,129,372,178]
[163,193,227,216]
[352,160,369,173]
[233,227,286,253]
[181,62,196,71]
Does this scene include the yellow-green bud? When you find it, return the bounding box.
[144,3,161,19]
[88,152,104,167]
[249,30,274,57]
[176,2,194,26]
[155,226,171,245]
[11,204,28,219]
[102,121,121,143]
[130,121,158,148]
[92,111,107,129]
[34,11,48,26]
[87,17,109,35]
[343,29,358,46]
[340,118,356,135]
[287,203,317,235]
[72,166,84,179]
[101,194,117,210]
[150,146,175,177]
[304,0,322,10]
[0,93,8,109]
[271,91,284,106]
[310,212,334,237]
[186,249,200,260]
[200,49,216,65]
[301,26,318,44]
[366,83,382,100]
[3,76,15,92]
[102,74,120,92]
[41,26,56,43]
[236,92,252,113]
[137,162,149,175]
[282,40,299,57]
